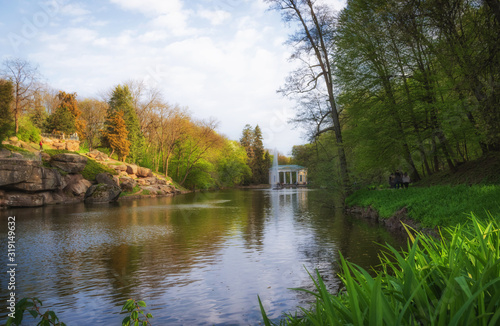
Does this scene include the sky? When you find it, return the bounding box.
[0,0,345,155]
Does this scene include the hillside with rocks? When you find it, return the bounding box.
[0,136,182,208]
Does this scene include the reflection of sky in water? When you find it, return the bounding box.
[0,189,405,325]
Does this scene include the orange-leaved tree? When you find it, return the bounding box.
[104,110,130,161]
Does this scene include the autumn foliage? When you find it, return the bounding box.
[104,111,130,161]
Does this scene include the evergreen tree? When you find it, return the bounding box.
[46,104,76,134]
[29,105,48,131]
[240,124,255,184]
[108,85,144,163]
[252,125,267,184]
[104,111,130,161]
[0,79,14,142]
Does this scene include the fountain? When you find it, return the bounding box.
[270,148,281,189]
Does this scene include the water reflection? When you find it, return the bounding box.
[0,189,405,325]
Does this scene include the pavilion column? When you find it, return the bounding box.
[296,171,299,184]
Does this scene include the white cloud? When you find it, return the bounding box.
[59,2,90,16]
[109,0,184,16]
[197,9,231,26]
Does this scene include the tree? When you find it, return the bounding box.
[104,111,130,161]
[0,79,14,142]
[266,0,351,193]
[216,140,252,187]
[79,98,107,151]
[1,58,41,133]
[252,125,268,184]
[57,91,85,136]
[45,91,80,135]
[170,119,222,187]
[108,85,145,163]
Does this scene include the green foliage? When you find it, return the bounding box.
[121,298,153,326]
[43,149,74,155]
[107,85,145,164]
[292,133,342,188]
[216,140,252,187]
[45,105,76,134]
[346,185,500,227]
[0,79,14,142]
[6,297,66,326]
[239,124,268,184]
[81,157,117,181]
[17,115,41,143]
[261,215,500,325]
[29,105,49,131]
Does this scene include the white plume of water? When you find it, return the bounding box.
[270,148,279,186]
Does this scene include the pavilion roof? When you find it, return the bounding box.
[269,165,307,171]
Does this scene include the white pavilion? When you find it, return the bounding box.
[269,164,308,185]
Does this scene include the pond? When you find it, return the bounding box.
[0,189,406,325]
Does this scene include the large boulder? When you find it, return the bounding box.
[84,184,122,203]
[126,164,138,175]
[142,184,177,195]
[137,177,157,186]
[0,159,39,187]
[137,167,153,178]
[119,177,137,192]
[88,150,108,161]
[50,154,88,173]
[64,174,92,196]
[10,166,65,192]
[111,164,127,172]
[65,140,80,151]
[96,173,119,187]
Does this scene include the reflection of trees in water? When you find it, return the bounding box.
[241,190,269,249]
[288,190,407,303]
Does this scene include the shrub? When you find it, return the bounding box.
[17,116,41,143]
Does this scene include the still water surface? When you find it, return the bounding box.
[0,189,405,325]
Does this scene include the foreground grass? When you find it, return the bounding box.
[345,185,500,227]
[260,215,500,325]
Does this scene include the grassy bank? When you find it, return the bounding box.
[345,185,500,227]
[260,215,500,325]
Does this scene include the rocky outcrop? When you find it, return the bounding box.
[10,167,65,192]
[126,164,138,175]
[1,150,181,208]
[88,150,108,161]
[119,177,137,192]
[41,137,80,152]
[142,184,179,196]
[0,190,45,207]
[0,159,39,187]
[137,167,153,178]
[50,154,88,173]
[64,174,92,196]
[84,184,122,204]
[96,173,119,187]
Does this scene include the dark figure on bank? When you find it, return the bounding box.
[395,170,403,189]
[389,173,396,188]
[402,172,411,189]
